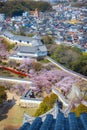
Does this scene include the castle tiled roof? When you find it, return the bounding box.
[19,112,87,130]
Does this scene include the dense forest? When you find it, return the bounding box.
[42,36,87,76]
[0,0,52,17]
[71,0,87,7]
[51,45,87,76]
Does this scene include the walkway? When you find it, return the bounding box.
[0,76,32,84]
[52,87,68,107]
[46,56,87,81]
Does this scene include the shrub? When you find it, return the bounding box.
[32,62,43,72]
[71,104,87,117]
[34,93,57,116]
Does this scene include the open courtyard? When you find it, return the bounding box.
[0,91,38,130]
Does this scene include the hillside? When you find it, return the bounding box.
[71,0,87,7]
[0,0,52,17]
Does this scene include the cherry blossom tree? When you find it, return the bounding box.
[17,60,81,96]
[31,69,78,94]
[0,43,8,59]
[12,83,28,96]
[55,76,78,93]
[17,58,35,73]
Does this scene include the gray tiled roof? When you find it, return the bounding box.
[17,46,38,53]
[3,31,14,38]
[13,35,32,42]
[30,39,42,46]
[16,45,47,53]
[3,31,43,46]
[3,31,47,58]
[39,45,47,52]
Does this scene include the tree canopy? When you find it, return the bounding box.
[71,104,87,117]
[34,93,57,116]
[50,45,87,76]
[0,0,52,17]
[42,36,54,45]
[0,85,7,104]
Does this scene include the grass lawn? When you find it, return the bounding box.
[0,69,15,77]
[0,105,37,130]
[39,58,50,63]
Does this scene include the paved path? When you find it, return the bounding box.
[0,76,32,84]
[46,56,87,81]
[52,87,68,107]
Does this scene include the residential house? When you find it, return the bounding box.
[0,13,5,22]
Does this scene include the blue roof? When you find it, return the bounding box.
[19,112,87,130]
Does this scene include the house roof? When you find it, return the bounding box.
[19,112,87,130]
[3,31,43,46]
[39,46,47,52]
[3,31,14,38]
[16,45,47,54]
[13,35,32,42]
[17,46,37,53]
[30,39,42,46]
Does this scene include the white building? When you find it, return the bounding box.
[3,31,48,60]
[20,89,42,107]
[0,13,5,22]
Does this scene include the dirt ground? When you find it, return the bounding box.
[0,91,37,130]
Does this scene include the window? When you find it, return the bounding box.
[19,40,21,42]
[19,56,22,58]
[24,56,27,58]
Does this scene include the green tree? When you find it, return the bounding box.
[71,104,87,117]
[1,38,15,51]
[51,45,81,66]
[34,102,49,116]
[42,36,53,45]
[71,55,87,76]
[49,93,58,108]
[34,93,57,116]
[50,45,87,76]
[0,0,52,17]
[0,85,7,104]
[32,62,43,72]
